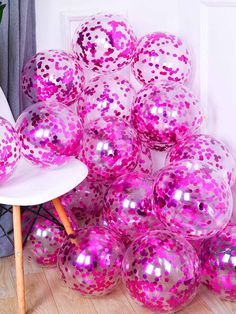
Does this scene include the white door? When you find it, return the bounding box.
[35,0,236,153]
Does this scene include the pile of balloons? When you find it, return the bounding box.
[18,13,236,313]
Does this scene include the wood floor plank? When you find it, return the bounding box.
[0,298,17,314]
[24,272,59,314]
[0,256,16,299]
[120,283,152,314]
[179,286,214,314]
[91,285,136,314]
[201,286,236,314]
[44,267,97,314]
[120,283,234,314]
[1,256,236,314]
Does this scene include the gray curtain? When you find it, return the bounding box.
[0,0,36,257]
[0,0,36,118]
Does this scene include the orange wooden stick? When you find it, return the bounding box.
[52,198,74,235]
[13,205,26,314]
[52,198,78,246]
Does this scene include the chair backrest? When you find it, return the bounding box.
[0,87,15,125]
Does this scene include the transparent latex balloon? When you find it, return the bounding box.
[122,230,201,313]
[132,32,191,85]
[153,160,233,240]
[0,117,21,182]
[60,178,104,222]
[77,74,135,124]
[200,223,236,300]
[22,50,85,106]
[131,81,203,151]
[72,13,137,73]
[81,117,140,182]
[16,101,83,167]
[104,172,163,242]
[58,226,125,296]
[166,134,236,187]
[25,217,66,267]
[134,144,153,175]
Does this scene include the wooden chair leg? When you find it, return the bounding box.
[52,198,74,235]
[13,205,26,314]
[52,198,78,246]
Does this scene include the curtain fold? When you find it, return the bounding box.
[0,0,36,118]
[0,0,36,257]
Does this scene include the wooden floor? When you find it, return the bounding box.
[0,256,235,314]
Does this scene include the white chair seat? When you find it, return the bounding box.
[0,87,88,206]
[0,157,88,206]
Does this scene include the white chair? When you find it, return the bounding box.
[0,87,88,314]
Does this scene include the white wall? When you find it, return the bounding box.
[35,0,236,152]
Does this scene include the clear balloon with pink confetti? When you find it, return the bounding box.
[0,117,21,182]
[58,225,125,296]
[134,144,153,175]
[72,13,137,73]
[22,50,85,106]
[81,117,140,182]
[122,230,201,313]
[60,178,104,226]
[77,74,135,124]
[132,32,191,85]
[153,160,233,240]
[200,223,236,300]
[131,81,203,151]
[104,172,163,243]
[166,134,236,187]
[16,101,83,167]
[25,217,66,267]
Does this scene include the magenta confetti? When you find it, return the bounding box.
[72,14,137,73]
[22,50,85,105]
[132,32,191,85]
[0,117,20,182]
[60,178,104,226]
[16,101,83,167]
[122,230,201,313]
[131,81,203,151]
[25,217,66,267]
[104,172,163,242]
[200,223,236,300]
[81,117,140,182]
[166,134,236,187]
[153,160,233,240]
[58,226,125,296]
[78,74,135,124]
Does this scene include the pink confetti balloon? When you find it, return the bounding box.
[72,13,137,73]
[230,184,236,223]
[22,50,85,106]
[25,217,66,267]
[153,160,233,240]
[0,117,21,182]
[189,239,204,256]
[81,117,140,182]
[166,134,236,187]
[77,74,135,124]
[132,32,191,85]
[122,230,201,313]
[46,200,103,230]
[16,101,83,167]
[131,81,203,151]
[134,144,153,175]
[58,226,125,296]
[104,172,163,242]
[60,178,104,224]
[200,223,236,300]
[42,201,79,230]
